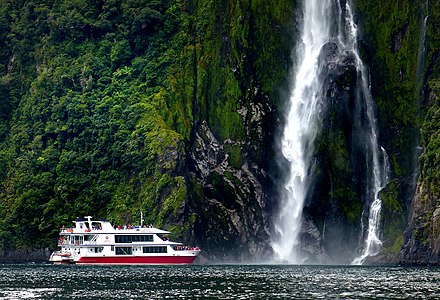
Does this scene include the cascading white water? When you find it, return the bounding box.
[352,145,390,265]
[271,0,333,264]
[343,0,390,265]
[272,0,389,264]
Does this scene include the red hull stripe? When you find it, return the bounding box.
[77,256,196,265]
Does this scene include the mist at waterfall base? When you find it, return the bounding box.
[271,0,389,265]
[2,264,439,299]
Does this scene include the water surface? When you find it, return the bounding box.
[0,264,439,299]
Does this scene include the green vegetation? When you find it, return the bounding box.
[419,83,440,197]
[355,0,440,259]
[380,179,405,252]
[317,129,361,224]
[355,0,422,179]
[0,0,296,255]
[0,0,193,250]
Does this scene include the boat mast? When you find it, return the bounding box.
[85,216,92,229]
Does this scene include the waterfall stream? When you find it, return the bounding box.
[272,0,332,264]
[416,1,428,101]
[272,0,389,264]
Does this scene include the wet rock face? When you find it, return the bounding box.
[298,42,369,263]
[391,24,409,53]
[318,42,358,88]
[401,183,440,265]
[189,102,273,262]
[0,248,51,263]
[318,42,341,72]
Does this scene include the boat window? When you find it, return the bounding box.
[91,222,102,230]
[72,236,80,245]
[143,246,167,253]
[115,247,133,255]
[84,235,93,241]
[115,235,153,243]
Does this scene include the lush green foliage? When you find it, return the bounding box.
[0,0,296,254]
[355,0,422,177]
[184,0,294,142]
[419,1,440,199]
[419,82,440,198]
[0,0,192,250]
[380,179,405,254]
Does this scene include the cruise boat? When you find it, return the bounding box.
[49,216,201,265]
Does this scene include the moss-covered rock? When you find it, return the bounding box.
[380,179,405,256]
[180,0,295,261]
[354,0,440,264]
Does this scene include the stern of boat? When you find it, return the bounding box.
[49,251,74,264]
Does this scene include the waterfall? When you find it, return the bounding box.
[416,2,428,101]
[271,0,333,264]
[272,0,389,264]
[352,146,390,265]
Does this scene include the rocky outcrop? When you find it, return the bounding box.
[189,109,273,262]
[180,0,294,262]
[400,72,440,264]
[0,249,51,263]
[300,40,366,264]
[401,183,440,265]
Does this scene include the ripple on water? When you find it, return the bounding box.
[0,288,60,299]
[0,264,439,299]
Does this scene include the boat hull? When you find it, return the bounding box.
[49,255,74,264]
[76,255,197,265]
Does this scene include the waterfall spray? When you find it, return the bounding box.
[272,0,389,264]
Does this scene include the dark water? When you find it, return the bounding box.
[0,264,439,299]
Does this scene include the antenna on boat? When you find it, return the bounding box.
[140,212,144,227]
